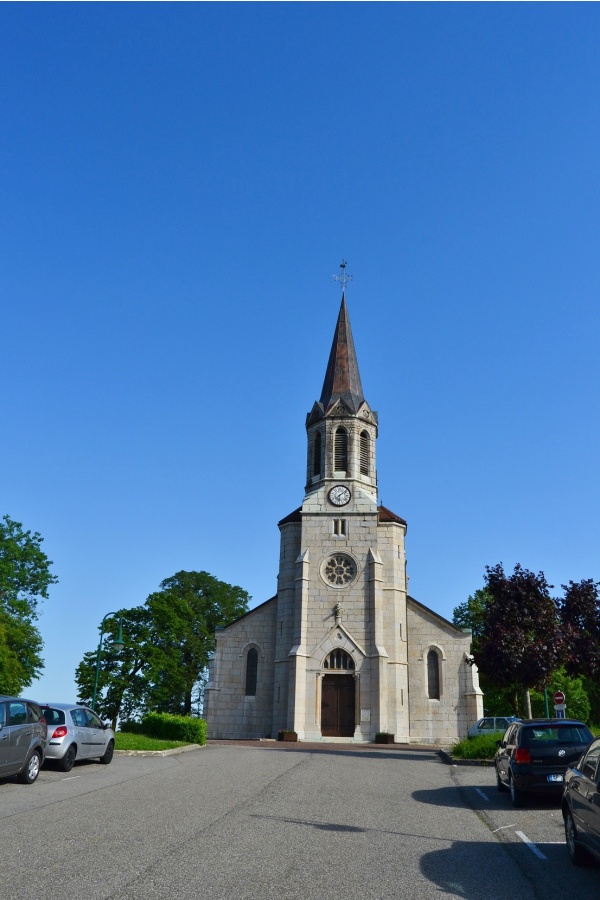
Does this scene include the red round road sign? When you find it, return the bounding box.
[554,690,565,705]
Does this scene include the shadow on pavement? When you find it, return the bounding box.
[421,838,598,898]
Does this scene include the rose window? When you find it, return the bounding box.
[324,554,356,586]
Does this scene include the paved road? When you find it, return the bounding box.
[1,743,598,899]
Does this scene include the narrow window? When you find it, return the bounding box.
[333,519,346,536]
[360,431,369,476]
[427,650,440,700]
[334,427,348,473]
[313,431,322,477]
[245,648,258,696]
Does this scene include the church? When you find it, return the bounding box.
[205,276,483,744]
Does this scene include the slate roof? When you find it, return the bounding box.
[278,504,406,528]
[319,294,365,414]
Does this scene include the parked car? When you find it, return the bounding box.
[41,703,115,771]
[468,716,520,738]
[562,736,600,865]
[495,718,593,808]
[0,695,47,783]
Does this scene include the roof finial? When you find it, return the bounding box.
[332,259,353,294]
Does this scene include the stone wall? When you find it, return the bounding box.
[406,597,482,744]
[205,599,277,739]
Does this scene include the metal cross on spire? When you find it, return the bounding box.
[332,259,353,294]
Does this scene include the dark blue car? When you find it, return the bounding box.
[495,718,593,808]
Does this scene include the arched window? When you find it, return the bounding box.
[323,649,355,670]
[334,427,348,474]
[360,431,369,476]
[313,431,322,477]
[245,648,258,696]
[427,649,440,700]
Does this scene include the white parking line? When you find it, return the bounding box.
[516,831,548,860]
[475,788,489,801]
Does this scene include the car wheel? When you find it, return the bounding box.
[496,768,508,793]
[58,744,77,773]
[565,810,592,866]
[509,774,524,808]
[99,739,114,765]
[17,749,42,784]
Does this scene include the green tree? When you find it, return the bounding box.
[144,571,250,715]
[530,668,591,723]
[75,606,153,730]
[0,515,58,693]
[74,570,250,723]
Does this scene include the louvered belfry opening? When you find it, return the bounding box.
[323,649,355,670]
[334,427,348,474]
[313,431,322,477]
[360,430,369,476]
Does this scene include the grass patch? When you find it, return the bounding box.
[450,732,502,760]
[115,732,191,752]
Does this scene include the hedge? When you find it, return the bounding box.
[140,712,207,744]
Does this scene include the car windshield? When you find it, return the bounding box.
[41,707,66,727]
[523,725,592,747]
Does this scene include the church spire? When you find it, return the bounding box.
[319,292,365,414]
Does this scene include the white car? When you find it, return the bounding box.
[468,716,520,739]
[41,703,115,771]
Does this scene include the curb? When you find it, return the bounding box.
[438,748,494,767]
[114,743,204,758]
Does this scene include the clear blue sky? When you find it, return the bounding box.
[3,3,599,703]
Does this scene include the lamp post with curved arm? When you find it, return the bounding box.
[92,612,125,712]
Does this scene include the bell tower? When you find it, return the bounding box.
[304,285,378,512]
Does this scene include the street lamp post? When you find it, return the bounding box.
[92,612,125,711]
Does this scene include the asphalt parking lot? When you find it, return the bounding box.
[1,742,598,899]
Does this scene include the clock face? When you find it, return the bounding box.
[328,485,351,507]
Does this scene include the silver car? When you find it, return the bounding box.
[41,703,115,771]
[468,716,521,738]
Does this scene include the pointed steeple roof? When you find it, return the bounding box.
[319,293,365,414]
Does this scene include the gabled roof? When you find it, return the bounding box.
[319,294,365,414]
[217,595,277,631]
[407,595,466,634]
[377,505,407,527]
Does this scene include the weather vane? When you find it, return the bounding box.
[333,259,353,293]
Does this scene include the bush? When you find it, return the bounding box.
[140,712,207,745]
[119,720,144,734]
[451,732,501,760]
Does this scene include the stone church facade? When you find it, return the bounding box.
[205,290,483,744]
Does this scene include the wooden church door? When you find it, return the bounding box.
[321,674,355,737]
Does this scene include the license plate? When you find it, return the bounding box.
[548,774,564,783]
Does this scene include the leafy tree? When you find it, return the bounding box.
[144,571,250,715]
[75,606,153,730]
[476,563,563,718]
[530,668,591,723]
[452,588,490,654]
[560,579,600,679]
[75,570,250,723]
[0,515,57,693]
[453,589,519,716]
